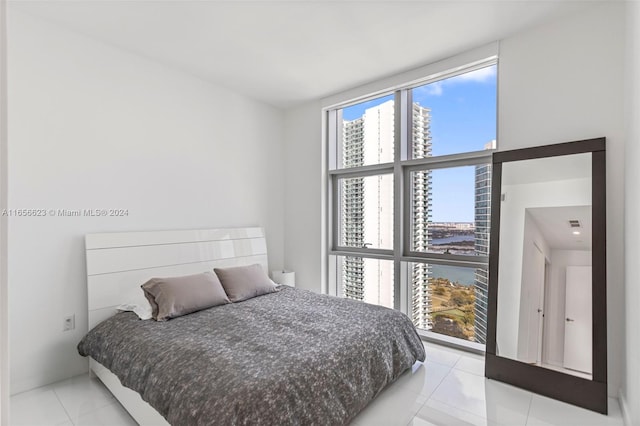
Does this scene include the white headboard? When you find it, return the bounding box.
[85,227,268,330]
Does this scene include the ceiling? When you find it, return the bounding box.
[9,0,600,108]
[527,206,592,251]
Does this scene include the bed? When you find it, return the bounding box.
[79,227,425,425]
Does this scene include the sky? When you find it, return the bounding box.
[342,65,497,222]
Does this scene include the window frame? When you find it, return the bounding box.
[326,58,497,350]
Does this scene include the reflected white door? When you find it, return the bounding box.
[537,262,548,364]
[563,266,592,374]
[527,244,545,363]
[518,242,546,363]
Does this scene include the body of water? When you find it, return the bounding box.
[430,264,476,286]
[417,237,478,285]
[431,235,474,244]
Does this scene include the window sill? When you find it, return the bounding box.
[417,329,485,356]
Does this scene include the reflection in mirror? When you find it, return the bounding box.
[496,153,592,379]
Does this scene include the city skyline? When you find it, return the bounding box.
[341,64,497,223]
[339,66,495,343]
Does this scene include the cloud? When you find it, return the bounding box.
[423,81,443,96]
[415,65,496,97]
[414,81,443,97]
[449,66,497,83]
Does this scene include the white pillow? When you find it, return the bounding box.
[116,289,153,320]
[117,302,152,320]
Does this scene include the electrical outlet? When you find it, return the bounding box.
[63,314,75,332]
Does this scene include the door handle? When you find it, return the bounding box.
[537,309,543,313]
[566,318,575,322]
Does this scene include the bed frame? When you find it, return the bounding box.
[85,227,269,425]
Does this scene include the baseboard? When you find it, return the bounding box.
[619,389,633,426]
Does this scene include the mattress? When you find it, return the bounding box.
[78,286,426,425]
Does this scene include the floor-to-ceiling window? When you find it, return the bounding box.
[327,61,497,348]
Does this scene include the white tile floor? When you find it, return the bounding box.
[10,342,624,426]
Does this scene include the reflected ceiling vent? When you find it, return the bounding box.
[569,220,581,228]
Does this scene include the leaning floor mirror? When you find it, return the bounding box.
[485,138,607,414]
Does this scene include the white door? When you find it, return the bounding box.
[536,262,549,364]
[518,242,546,363]
[526,244,545,363]
[563,266,592,374]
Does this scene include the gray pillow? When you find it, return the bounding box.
[214,264,277,302]
[141,272,230,321]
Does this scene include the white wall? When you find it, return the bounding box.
[497,178,590,360]
[283,101,323,293]
[0,0,8,422]
[7,11,285,393]
[497,2,624,397]
[543,249,591,368]
[623,1,640,424]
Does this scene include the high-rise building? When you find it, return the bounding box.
[342,118,366,301]
[341,100,432,320]
[411,103,432,330]
[473,140,495,344]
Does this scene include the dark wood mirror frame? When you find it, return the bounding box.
[485,137,607,414]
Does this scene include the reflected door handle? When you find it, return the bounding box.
[566,318,575,322]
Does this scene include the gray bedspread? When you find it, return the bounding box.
[78,286,425,425]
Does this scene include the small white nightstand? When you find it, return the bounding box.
[271,270,295,287]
